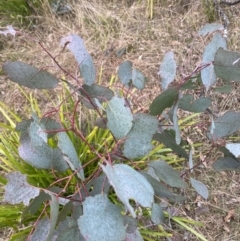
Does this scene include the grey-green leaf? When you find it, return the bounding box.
[123,113,158,159]
[190,178,209,199]
[132,68,146,90]
[106,96,133,139]
[201,33,227,90]
[179,95,212,113]
[22,192,50,218]
[207,111,240,140]
[3,61,59,89]
[151,203,165,224]
[123,216,137,234]
[80,84,114,109]
[55,217,84,241]
[214,48,240,82]
[79,55,96,86]
[118,60,133,86]
[30,218,50,241]
[153,132,188,159]
[198,23,224,36]
[125,230,144,241]
[78,194,125,241]
[149,160,187,189]
[173,98,181,144]
[214,85,232,93]
[140,172,186,202]
[46,193,59,241]
[225,143,240,158]
[159,51,176,91]
[213,157,240,172]
[3,172,40,206]
[100,163,154,218]
[60,35,96,86]
[57,132,85,180]
[149,87,178,116]
[19,131,68,172]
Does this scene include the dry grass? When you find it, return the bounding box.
[1,0,240,240]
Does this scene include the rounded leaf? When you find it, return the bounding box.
[149,87,178,116]
[214,48,240,82]
[123,113,158,159]
[78,194,125,241]
[100,163,154,218]
[118,60,133,86]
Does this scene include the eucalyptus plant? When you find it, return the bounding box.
[1,22,240,241]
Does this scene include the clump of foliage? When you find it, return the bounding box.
[0,0,72,26]
[1,22,240,241]
[0,0,32,25]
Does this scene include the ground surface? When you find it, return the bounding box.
[1,1,240,240]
